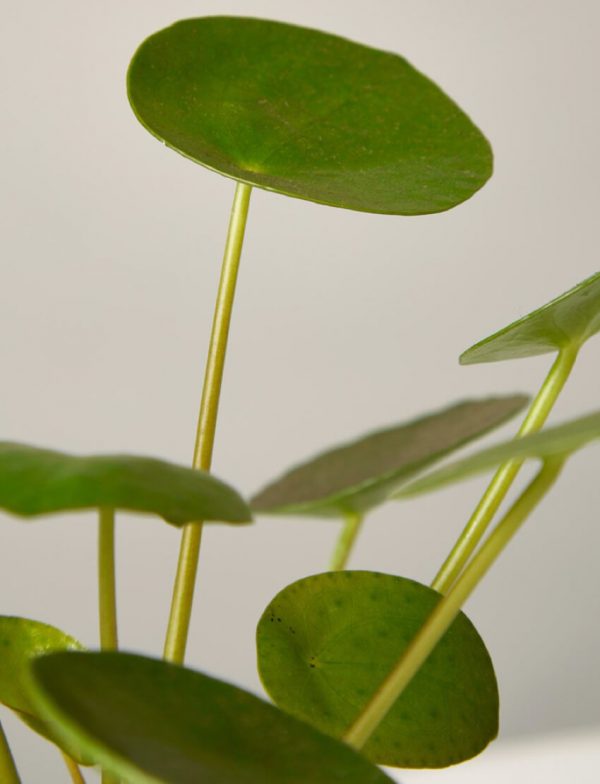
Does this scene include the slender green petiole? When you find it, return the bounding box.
[432,345,578,595]
[329,512,364,571]
[164,181,252,665]
[61,752,85,783]
[344,457,564,750]
[98,507,118,651]
[0,721,20,784]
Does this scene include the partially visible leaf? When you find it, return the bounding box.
[0,442,251,526]
[0,617,90,765]
[461,271,600,363]
[29,651,394,784]
[251,396,528,518]
[128,17,492,215]
[396,410,600,498]
[257,571,498,768]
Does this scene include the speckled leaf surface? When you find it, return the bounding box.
[0,617,89,764]
[128,17,492,215]
[251,396,527,518]
[461,271,600,363]
[29,651,394,784]
[0,442,250,526]
[396,410,600,497]
[257,571,498,768]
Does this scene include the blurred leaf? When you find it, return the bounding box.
[0,442,250,525]
[128,17,492,215]
[396,410,600,497]
[251,396,528,518]
[0,617,90,765]
[257,571,498,768]
[29,651,394,784]
[461,271,600,363]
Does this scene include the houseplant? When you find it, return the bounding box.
[1,7,600,784]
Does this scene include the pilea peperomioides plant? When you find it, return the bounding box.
[1,15,599,784]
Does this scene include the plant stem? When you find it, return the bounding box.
[98,507,118,651]
[431,345,578,594]
[329,513,364,570]
[0,721,20,784]
[61,752,85,784]
[163,181,252,665]
[343,457,564,750]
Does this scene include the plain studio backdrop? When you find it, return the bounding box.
[1,1,599,781]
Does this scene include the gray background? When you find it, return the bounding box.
[1,1,599,780]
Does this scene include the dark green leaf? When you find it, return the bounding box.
[396,410,600,497]
[251,396,528,518]
[461,271,600,363]
[29,651,394,784]
[0,442,250,526]
[0,617,90,765]
[127,17,492,215]
[257,571,498,768]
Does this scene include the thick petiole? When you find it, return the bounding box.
[343,458,564,750]
[432,345,578,594]
[61,752,86,783]
[0,721,20,784]
[329,513,364,571]
[163,181,252,664]
[98,507,118,651]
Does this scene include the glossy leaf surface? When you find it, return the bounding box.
[0,442,250,525]
[0,617,89,764]
[128,17,492,215]
[251,396,528,518]
[257,571,498,768]
[30,651,394,784]
[397,410,600,497]
[461,271,600,363]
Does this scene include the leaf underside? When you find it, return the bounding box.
[397,409,600,497]
[251,395,528,518]
[0,442,250,525]
[257,571,499,768]
[29,651,394,784]
[127,16,492,215]
[461,270,600,363]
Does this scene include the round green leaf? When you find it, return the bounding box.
[251,396,528,518]
[29,651,394,784]
[396,409,600,498]
[461,271,600,363]
[0,617,90,765]
[127,17,492,215]
[257,571,498,768]
[0,442,250,526]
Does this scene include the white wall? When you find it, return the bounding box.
[1,1,599,780]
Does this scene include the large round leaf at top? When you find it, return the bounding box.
[257,571,498,768]
[127,17,492,215]
[29,651,394,784]
[461,270,600,363]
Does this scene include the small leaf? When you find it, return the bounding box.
[251,396,528,518]
[0,442,250,525]
[29,651,394,784]
[396,410,600,498]
[257,571,498,768]
[0,617,90,765]
[461,271,600,363]
[127,17,492,215]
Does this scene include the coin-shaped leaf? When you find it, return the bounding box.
[257,571,498,768]
[251,396,528,518]
[461,271,600,363]
[0,617,90,765]
[397,410,600,497]
[29,651,394,784]
[0,442,250,525]
[128,17,492,215]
